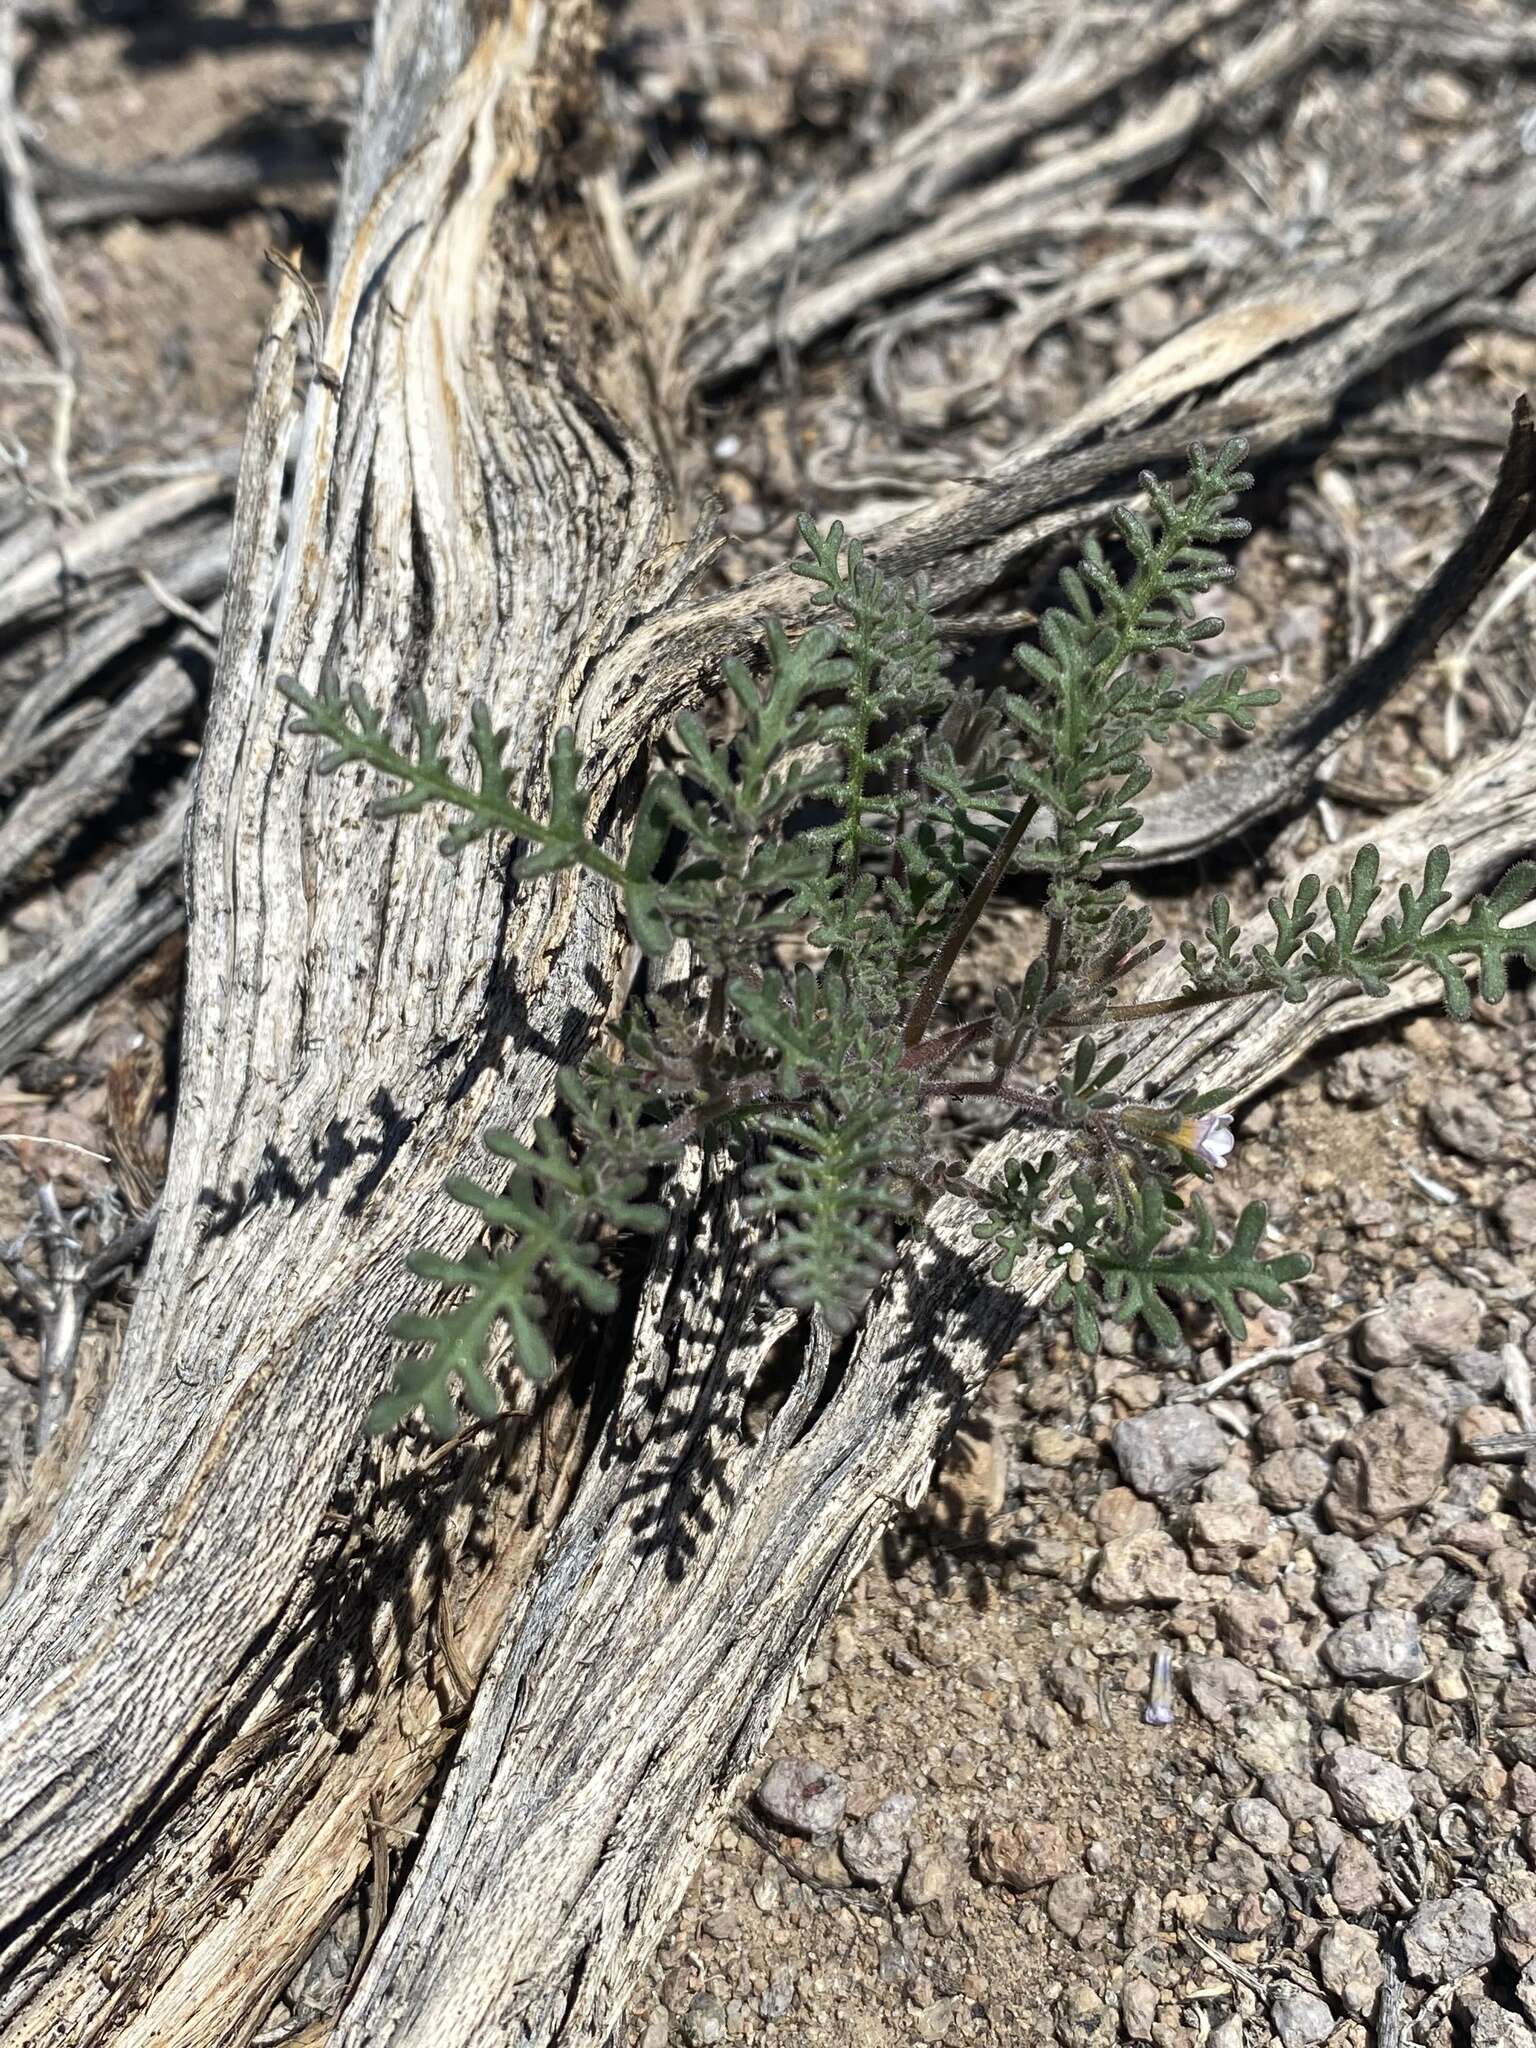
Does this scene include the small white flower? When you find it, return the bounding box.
[1051,1237,1088,1284]
[1191,1110,1235,1171]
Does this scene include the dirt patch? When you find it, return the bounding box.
[631,997,1536,2046]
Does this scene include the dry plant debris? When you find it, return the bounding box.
[1,3,1536,2046]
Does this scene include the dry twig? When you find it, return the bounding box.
[30,123,343,230]
[0,626,212,899]
[0,1185,156,1452]
[0,788,188,1078]
[0,0,76,504]
[1123,396,1536,865]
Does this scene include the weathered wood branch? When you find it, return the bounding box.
[0,792,188,1080]
[335,718,1536,2048]
[2,7,1535,2046]
[698,0,1254,373]
[30,124,343,230]
[0,457,235,635]
[0,3,701,2041]
[0,623,214,898]
[1120,396,1536,865]
[694,0,1347,381]
[0,530,229,774]
[0,0,72,377]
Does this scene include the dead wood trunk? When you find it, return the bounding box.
[329,718,1536,2048]
[2,7,1536,2048]
[0,0,695,2037]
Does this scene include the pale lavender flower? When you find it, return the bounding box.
[1190,1110,1235,1171]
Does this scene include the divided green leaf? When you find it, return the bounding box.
[278,439,1532,1434]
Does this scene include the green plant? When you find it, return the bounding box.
[281,442,1536,1434]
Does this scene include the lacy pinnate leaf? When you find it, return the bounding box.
[1178,845,1536,1017]
[281,438,1536,1433]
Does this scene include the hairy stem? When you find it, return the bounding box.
[918,1077,1056,1121]
[705,976,728,1041]
[902,797,1039,1047]
[896,1018,990,1073]
[838,640,879,904]
[1005,911,1068,1071]
[1041,913,1066,994]
[1081,985,1248,1024]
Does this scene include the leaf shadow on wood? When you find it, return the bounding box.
[195,1085,418,1239]
[605,1290,803,1584]
[607,1226,1041,1590]
[435,888,599,1109]
[0,1422,529,2003]
[878,1236,1039,1607]
[284,1431,507,1733]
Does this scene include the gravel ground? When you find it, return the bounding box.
[4,6,1536,2044]
[629,1000,1536,2046]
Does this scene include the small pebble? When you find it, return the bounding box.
[1322,1610,1430,1686]
[1325,1406,1452,1534]
[1426,1087,1504,1163]
[1184,1655,1262,1724]
[1110,1408,1229,1502]
[1318,1922,1384,2017]
[840,1792,915,1887]
[1401,1888,1498,1982]
[1255,1447,1332,1511]
[1326,1043,1413,1106]
[1052,1982,1110,2047]
[973,1819,1071,1892]
[1121,1976,1158,2042]
[1269,1981,1335,2048]
[681,1991,728,2045]
[1355,1277,1483,1369]
[1093,1531,1196,1609]
[1046,1871,1095,1938]
[900,1845,956,1912]
[756,1758,847,1839]
[1498,1183,1536,1250]
[1330,1834,1386,1914]
[1470,2006,1536,2048]
[1230,1796,1288,1856]
[1324,1744,1414,1827]
[1182,1500,1271,1572]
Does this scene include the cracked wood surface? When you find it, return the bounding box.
[2,4,1536,2045]
[0,2,693,2036]
[333,724,1536,2044]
